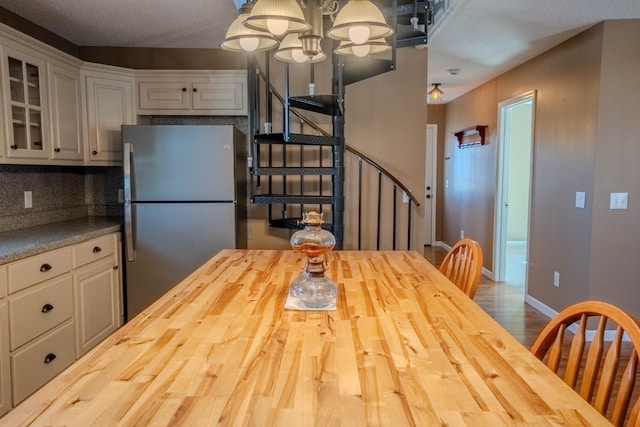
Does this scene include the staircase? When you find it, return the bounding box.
[248,1,428,250]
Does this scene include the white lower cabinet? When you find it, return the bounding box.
[2,232,121,407]
[73,258,120,358]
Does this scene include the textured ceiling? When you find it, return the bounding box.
[0,0,639,102]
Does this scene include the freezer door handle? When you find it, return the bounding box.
[123,142,136,262]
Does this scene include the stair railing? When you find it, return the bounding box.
[253,63,421,250]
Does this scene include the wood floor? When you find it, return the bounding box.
[423,245,551,348]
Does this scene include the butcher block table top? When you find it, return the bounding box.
[2,250,610,426]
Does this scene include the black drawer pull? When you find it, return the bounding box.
[41,303,54,313]
[44,353,57,364]
[54,148,61,152]
[93,246,102,253]
[40,263,52,272]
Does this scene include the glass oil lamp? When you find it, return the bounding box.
[289,211,337,308]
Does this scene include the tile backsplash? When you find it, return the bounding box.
[0,165,122,233]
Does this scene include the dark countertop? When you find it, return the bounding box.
[0,217,123,265]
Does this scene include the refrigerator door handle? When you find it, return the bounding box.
[123,142,136,262]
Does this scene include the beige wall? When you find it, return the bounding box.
[345,48,428,250]
[588,21,640,316]
[443,81,499,267]
[441,21,640,317]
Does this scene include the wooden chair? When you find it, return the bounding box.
[438,238,483,298]
[530,300,640,426]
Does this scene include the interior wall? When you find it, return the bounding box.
[588,20,640,317]
[443,23,604,312]
[345,47,428,250]
[443,82,498,268]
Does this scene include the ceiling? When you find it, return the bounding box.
[0,0,639,103]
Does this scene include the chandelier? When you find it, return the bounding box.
[221,0,394,63]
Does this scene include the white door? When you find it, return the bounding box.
[424,124,437,245]
[494,92,535,289]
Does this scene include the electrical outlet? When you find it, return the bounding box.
[460,229,464,239]
[402,192,409,204]
[24,191,32,209]
[610,192,628,209]
[553,271,560,287]
[575,191,585,209]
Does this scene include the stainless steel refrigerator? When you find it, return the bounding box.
[122,124,247,320]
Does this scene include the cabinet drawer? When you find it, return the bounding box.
[73,234,115,268]
[0,266,6,299]
[9,275,73,351]
[11,321,75,405]
[8,247,72,294]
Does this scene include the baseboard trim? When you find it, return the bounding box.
[524,294,557,320]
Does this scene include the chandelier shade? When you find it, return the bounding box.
[326,0,394,43]
[243,0,311,36]
[334,38,391,57]
[274,33,327,63]
[220,11,279,53]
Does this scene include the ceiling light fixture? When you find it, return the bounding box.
[334,38,391,57]
[428,83,443,102]
[222,0,393,63]
[326,0,394,44]
[220,3,279,53]
[243,0,311,36]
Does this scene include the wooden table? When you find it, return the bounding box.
[1,250,611,426]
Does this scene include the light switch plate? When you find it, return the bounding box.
[610,192,628,210]
[24,191,32,209]
[575,191,585,209]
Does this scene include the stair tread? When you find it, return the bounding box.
[255,133,339,146]
[289,95,339,115]
[253,167,336,176]
[269,217,334,231]
[253,194,334,204]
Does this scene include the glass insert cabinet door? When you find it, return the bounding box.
[3,48,47,158]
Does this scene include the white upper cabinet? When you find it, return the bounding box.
[137,70,247,116]
[47,63,82,161]
[1,45,48,160]
[81,65,135,165]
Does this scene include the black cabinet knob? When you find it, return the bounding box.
[182,87,187,92]
[92,150,98,155]
[192,87,198,93]
[426,195,431,199]
[40,263,52,272]
[113,265,119,270]
[10,144,17,150]
[54,148,61,152]
[93,246,102,253]
[41,303,54,313]
[44,353,57,364]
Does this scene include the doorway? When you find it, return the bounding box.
[424,124,437,245]
[494,92,535,290]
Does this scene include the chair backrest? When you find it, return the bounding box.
[530,300,640,427]
[438,238,483,298]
